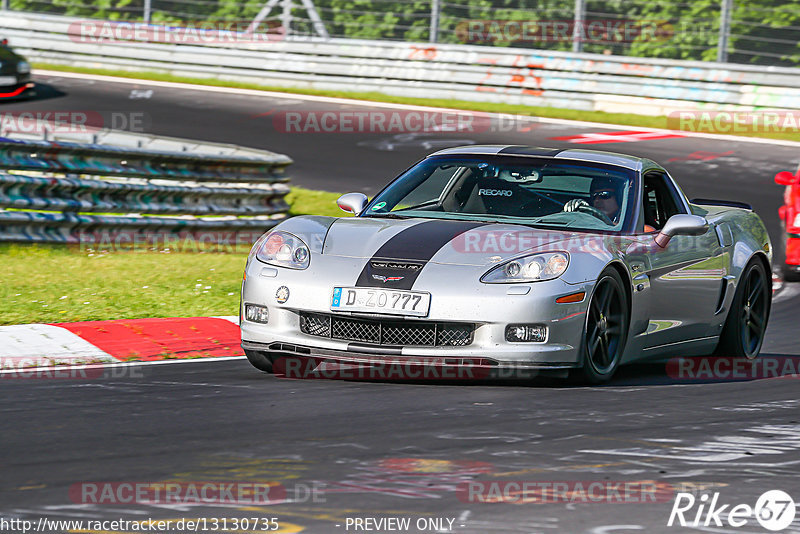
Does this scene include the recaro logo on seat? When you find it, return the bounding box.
[478,189,513,196]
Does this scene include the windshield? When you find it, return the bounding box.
[362,155,636,232]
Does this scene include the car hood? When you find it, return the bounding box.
[320,216,590,267]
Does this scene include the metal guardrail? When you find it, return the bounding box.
[0,174,286,215]
[3,13,800,115]
[0,125,292,244]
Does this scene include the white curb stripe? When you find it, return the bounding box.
[0,324,115,367]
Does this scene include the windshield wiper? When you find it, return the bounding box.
[529,220,572,226]
[525,223,575,231]
[364,213,410,219]
[488,216,573,228]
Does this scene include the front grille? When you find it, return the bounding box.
[331,316,381,343]
[301,313,331,337]
[299,312,474,347]
[436,323,474,346]
[383,323,436,346]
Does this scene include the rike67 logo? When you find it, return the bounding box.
[668,490,796,531]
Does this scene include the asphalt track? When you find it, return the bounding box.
[1,74,800,533]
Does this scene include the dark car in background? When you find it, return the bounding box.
[0,38,33,99]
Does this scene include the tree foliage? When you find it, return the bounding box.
[9,0,800,66]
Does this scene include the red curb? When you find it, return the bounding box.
[53,317,242,361]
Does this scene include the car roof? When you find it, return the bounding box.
[428,145,645,171]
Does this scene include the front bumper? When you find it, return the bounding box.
[240,257,592,368]
[242,340,574,379]
[0,77,34,99]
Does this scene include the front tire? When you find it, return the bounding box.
[717,259,770,358]
[580,268,630,384]
[245,349,274,373]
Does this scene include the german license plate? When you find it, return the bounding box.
[331,287,431,317]
[0,76,16,86]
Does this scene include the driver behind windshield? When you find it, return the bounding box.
[563,176,622,224]
[364,157,635,231]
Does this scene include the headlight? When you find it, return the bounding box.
[481,252,568,283]
[17,61,30,74]
[252,231,310,270]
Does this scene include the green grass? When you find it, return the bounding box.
[0,188,346,325]
[0,243,247,325]
[286,186,347,217]
[35,63,800,142]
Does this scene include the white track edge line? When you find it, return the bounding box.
[34,69,800,148]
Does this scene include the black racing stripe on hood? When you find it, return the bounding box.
[355,219,485,289]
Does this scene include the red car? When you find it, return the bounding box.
[776,167,800,281]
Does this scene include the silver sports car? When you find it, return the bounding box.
[240,146,772,382]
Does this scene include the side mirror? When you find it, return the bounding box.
[775,171,799,186]
[654,214,708,248]
[337,192,368,215]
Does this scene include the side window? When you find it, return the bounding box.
[642,172,682,230]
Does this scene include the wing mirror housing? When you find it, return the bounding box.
[654,214,709,248]
[775,171,800,186]
[337,192,368,215]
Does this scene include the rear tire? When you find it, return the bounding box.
[579,268,630,384]
[716,259,770,358]
[245,349,274,373]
